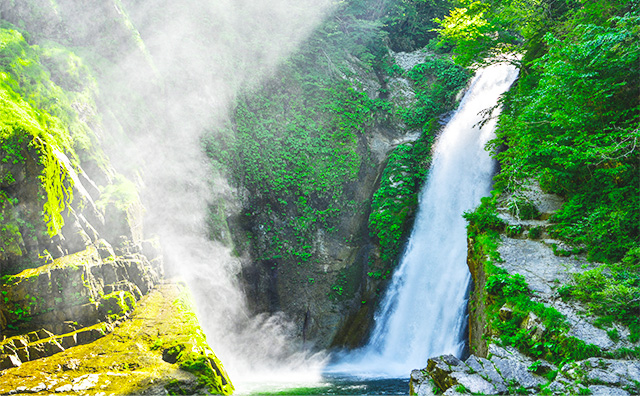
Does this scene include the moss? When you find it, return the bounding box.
[95,174,139,212]
[156,284,235,395]
[467,194,608,364]
[100,290,136,317]
[0,283,234,395]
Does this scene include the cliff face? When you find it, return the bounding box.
[410,183,640,395]
[228,48,466,349]
[0,1,233,393]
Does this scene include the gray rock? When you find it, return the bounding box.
[546,379,567,394]
[450,371,498,394]
[412,381,438,396]
[496,237,583,297]
[499,304,513,321]
[464,355,484,374]
[442,388,466,396]
[427,355,468,391]
[587,368,621,385]
[521,312,546,340]
[588,385,630,396]
[608,359,640,384]
[411,369,427,383]
[488,344,532,365]
[465,355,508,393]
[491,356,545,390]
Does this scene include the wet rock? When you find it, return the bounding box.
[35,329,53,340]
[95,239,116,260]
[0,353,21,369]
[62,358,81,371]
[76,326,106,344]
[71,373,99,391]
[59,333,77,349]
[162,344,184,364]
[16,347,28,362]
[26,332,39,343]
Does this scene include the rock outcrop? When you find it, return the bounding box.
[0,283,233,395]
[0,239,161,338]
[238,48,458,349]
[411,345,640,395]
[411,183,639,395]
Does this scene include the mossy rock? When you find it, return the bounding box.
[99,290,136,318]
[0,283,234,395]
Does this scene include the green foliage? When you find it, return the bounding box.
[490,7,640,263]
[485,264,603,364]
[369,138,431,264]
[400,56,470,128]
[485,271,528,298]
[463,194,506,236]
[0,24,103,241]
[32,137,74,237]
[168,286,233,395]
[559,258,640,342]
[527,226,541,239]
[206,70,379,262]
[507,196,539,220]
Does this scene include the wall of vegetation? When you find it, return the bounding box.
[443,0,639,361]
[204,0,475,346]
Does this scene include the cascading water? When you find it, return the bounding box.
[329,61,519,379]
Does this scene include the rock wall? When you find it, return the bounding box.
[0,2,234,394]
[235,49,442,349]
[410,184,640,395]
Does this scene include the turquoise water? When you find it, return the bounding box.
[243,375,408,395]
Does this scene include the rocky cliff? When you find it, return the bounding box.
[222,44,469,349]
[410,184,640,395]
[0,1,233,393]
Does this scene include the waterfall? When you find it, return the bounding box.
[329,61,519,378]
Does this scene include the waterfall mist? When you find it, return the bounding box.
[63,0,333,388]
[328,61,519,378]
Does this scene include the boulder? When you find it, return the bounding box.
[588,385,630,396]
[0,353,21,369]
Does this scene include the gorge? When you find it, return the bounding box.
[0,0,638,395]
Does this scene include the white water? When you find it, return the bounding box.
[329,61,519,378]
